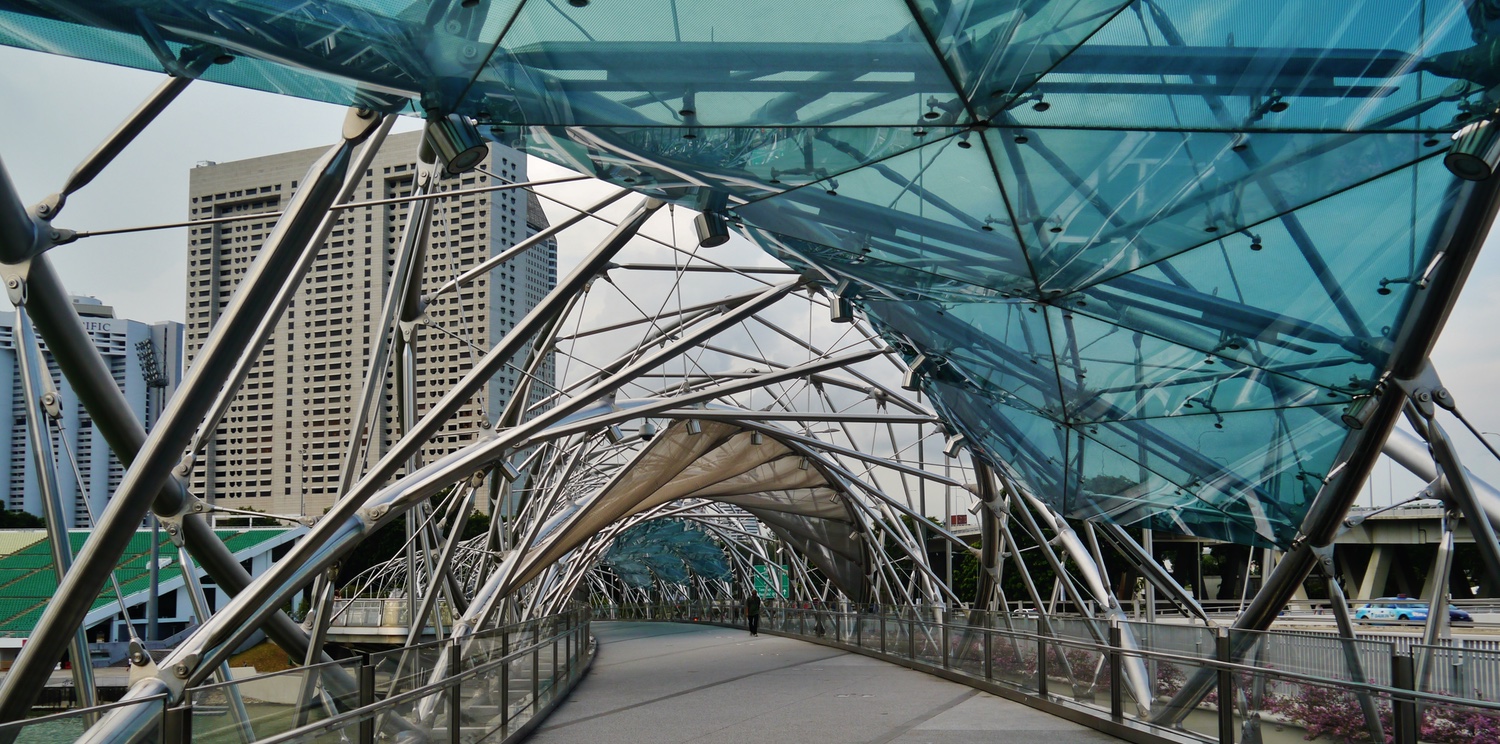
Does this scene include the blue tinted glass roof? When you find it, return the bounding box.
[2,0,1491,547]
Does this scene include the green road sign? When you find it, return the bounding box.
[753,565,788,599]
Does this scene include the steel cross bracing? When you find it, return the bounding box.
[0,112,1494,738]
[0,101,1002,740]
[1,2,1500,741]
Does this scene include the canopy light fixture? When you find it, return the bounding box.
[1341,395,1380,430]
[498,460,521,482]
[1446,118,1500,181]
[604,424,625,444]
[640,420,657,440]
[750,430,764,445]
[694,211,730,247]
[944,433,967,458]
[901,353,928,391]
[425,113,488,175]
[685,419,702,435]
[830,279,855,323]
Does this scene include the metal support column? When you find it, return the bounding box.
[177,545,255,744]
[1392,653,1418,744]
[12,107,385,731]
[12,306,96,711]
[1314,546,1385,744]
[1216,632,1234,744]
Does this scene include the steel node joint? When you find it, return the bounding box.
[342,107,383,143]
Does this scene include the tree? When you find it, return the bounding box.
[0,510,44,529]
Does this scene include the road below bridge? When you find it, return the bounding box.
[530,621,1121,744]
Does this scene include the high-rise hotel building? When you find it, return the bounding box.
[186,130,556,517]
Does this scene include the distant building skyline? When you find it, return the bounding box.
[185,130,556,517]
[0,297,183,527]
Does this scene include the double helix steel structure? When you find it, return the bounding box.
[3,1,1500,741]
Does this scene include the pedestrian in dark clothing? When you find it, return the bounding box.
[745,592,761,636]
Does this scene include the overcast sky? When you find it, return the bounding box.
[3,44,1499,513]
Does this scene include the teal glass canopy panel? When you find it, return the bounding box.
[1066,427,1296,546]
[471,0,967,128]
[744,224,1040,304]
[493,125,951,207]
[0,1,529,113]
[0,0,1489,550]
[1004,0,1478,135]
[908,0,1132,121]
[1071,157,1456,394]
[1037,305,1350,424]
[862,297,1064,418]
[925,380,1072,507]
[750,231,1016,306]
[1075,405,1348,546]
[990,128,1435,293]
[735,132,1038,297]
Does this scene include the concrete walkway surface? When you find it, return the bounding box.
[529,621,1122,744]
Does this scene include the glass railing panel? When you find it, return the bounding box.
[508,653,535,727]
[1241,668,1395,744]
[987,629,1034,692]
[538,640,559,707]
[856,615,878,649]
[913,621,943,666]
[1122,619,1216,662]
[189,657,364,742]
[1052,636,1109,708]
[885,618,911,659]
[1149,654,1222,742]
[948,624,985,678]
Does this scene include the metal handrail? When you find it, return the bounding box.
[0,693,169,734]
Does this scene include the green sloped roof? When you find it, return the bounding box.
[0,529,297,635]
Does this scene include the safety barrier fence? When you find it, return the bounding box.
[599,602,1500,744]
[328,598,455,629]
[0,607,592,744]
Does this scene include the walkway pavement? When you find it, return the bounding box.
[529,621,1121,744]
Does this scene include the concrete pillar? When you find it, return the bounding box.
[1356,545,1393,600]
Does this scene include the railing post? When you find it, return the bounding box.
[908,619,916,660]
[1037,634,1049,697]
[448,644,462,744]
[983,629,993,681]
[163,701,192,744]
[1392,653,1418,744]
[880,614,887,654]
[942,618,950,669]
[500,653,511,729]
[359,655,376,744]
[1216,631,1234,744]
[1109,624,1123,722]
[532,644,541,714]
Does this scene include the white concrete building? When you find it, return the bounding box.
[0,298,183,527]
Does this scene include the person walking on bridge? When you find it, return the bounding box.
[745,591,761,636]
